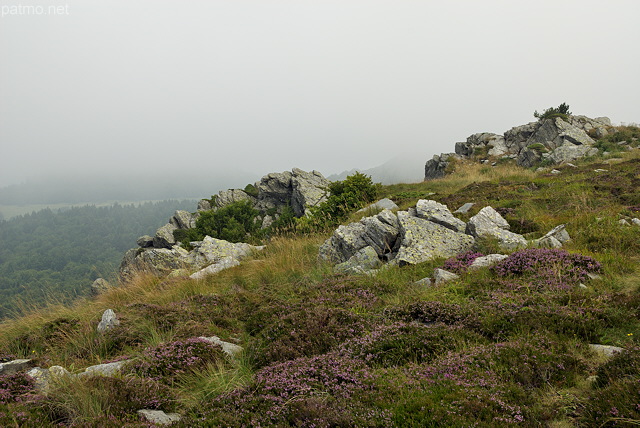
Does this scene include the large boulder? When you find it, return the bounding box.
[455,133,508,158]
[467,206,526,251]
[153,223,178,249]
[424,153,459,180]
[395,215,475,266]
[119,246,190,281]
[290,168,331,216]
[545,142,598,164]
[334,246,382,274]
[415,200,466,233]
[318,209,400,264]
[212,189,255,209]
[170,210,197,230]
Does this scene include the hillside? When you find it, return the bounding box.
[0,137,639,426]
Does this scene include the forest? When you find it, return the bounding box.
[0,200,193,319]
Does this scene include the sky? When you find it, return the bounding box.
[1,0,639,189]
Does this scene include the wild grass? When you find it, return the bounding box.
[1,151,640,426]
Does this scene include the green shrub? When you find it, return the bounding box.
[297,172,380,231]
[533,103,571,121]
[192,200,261,243]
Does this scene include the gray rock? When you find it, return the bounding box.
[255,171,293,212]
[186,236,264,269]
[466,206,510,235]
[433,268,459,285]
[27,366,70,394]
[619,219,630,226]
[119,246,191,281]
[454,203,475,214]
[334,246,382,274]
[357,198,399,213]
[467,206,526,251]
[79,360,129,378]
[212,189,255,209]
[0,358,33,375]
[153,223,178,249]
[318,222,369,264]
[90,278,111,296]
[261,215,274,229]
[137,235,154,248]
[170,210,196,230]
[290,168,331,216]
[469,254,509,270]
[550,169,562,175]
[424,153,459,180]
[517,148,543,168]
[455,133,508,158]
[189,258,241,280]
[197,199,211,212]
[632,218,640,227]
[395,216,475,266]
[589,344,624,358]
[199,336,243,358]
[415,200,466,233]
[360,211,400,257]
[532,224,571,248]
[414,277,433,287]
[97,309,120,333]
[546,142,598,164]
[137,409,182,426]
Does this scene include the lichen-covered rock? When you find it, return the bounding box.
[531,224,571,248]
[153,223,178,249]
[467,207,526,251]
[415,200,466,233]
[433,268,459,285]
[199,336,243,358]
[137,409,181,426]
[97,309,120,333]
[290,168,330,216]
[78,360,129,378]
[90,278,111,296]
[169,210,196,230]
[395,216,474,266]
[212,189,255,209]
[119,247,190,281]
[424,153,459,180]
[185,236,263,268]
[357,198,399,213]
[545,142,598,164]
[334,246,382,274]
[27,365,71,394]
[468,254,509,270]
[0,358,33,375]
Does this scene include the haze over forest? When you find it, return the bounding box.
[2,0,640,200]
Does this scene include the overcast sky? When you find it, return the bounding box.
[1,0,639,188]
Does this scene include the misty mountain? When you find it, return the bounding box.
[0,171,258,206]
[328,154,426,185]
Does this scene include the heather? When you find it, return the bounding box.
[0,152,639,426]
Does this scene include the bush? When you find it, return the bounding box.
[297,172,380,231]
[533,103,572,121]
[192,200,261,243]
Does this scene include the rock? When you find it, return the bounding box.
[466,206,526,251]
[357,198,399,213]
[185,236,263,268]
[290,168,331,216]
[119,246,191,281]
[414,277,433,287]
[469,254,509,270]
[433,269,459,285]
[395,216,475,266]
[546,142,598,164]
[587,273,602,281]
[199,336,243,358]
[589,344,624,358]
[424,153,459,180]
[594,169,608,173]
[97,309,120,333]
[212,189,255,209]
[261,215,274,229]
[170,210,196,230]
[189,258,241,280]
[153,223,178,249]
[27,366,71,394]
[455,133,508,158]
[255,171,294,212]
[359,210,400,258]
[90,278,112,296]
[415,200,466,233]
[619,219,630,226]
[632,218,640,227]
[137,235,154,248]
[532,224,571,248]
[197,199,211,212]
[334,246,382,274]
[454,203,475,214]
[550,169,562,175]
[0,358,33,375]
[78,360,129,378]
[137,409,182,426]
[517,148,543,168]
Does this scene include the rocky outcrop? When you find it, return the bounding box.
[467,206,527,251]
[426,115,614,180]
[120,237,264,282]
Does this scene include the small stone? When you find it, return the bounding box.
[594,169,608,173]
[199,336,244,358]
[433,268,459,285]
[578,283,588,289]
[587,273,602,281]
[454,203,475,214]
[589,344,624,358]
[619,219,630,226]
[137,409,182,426]
[469,254,509,270]
[414,277,433,287]
[0,359,33,375]
[551,169,561,174]
[97,309,120,333]
[632,218,640,226]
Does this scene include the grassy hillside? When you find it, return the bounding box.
[1,149,639,426]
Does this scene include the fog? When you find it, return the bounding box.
[1,0,639,190]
